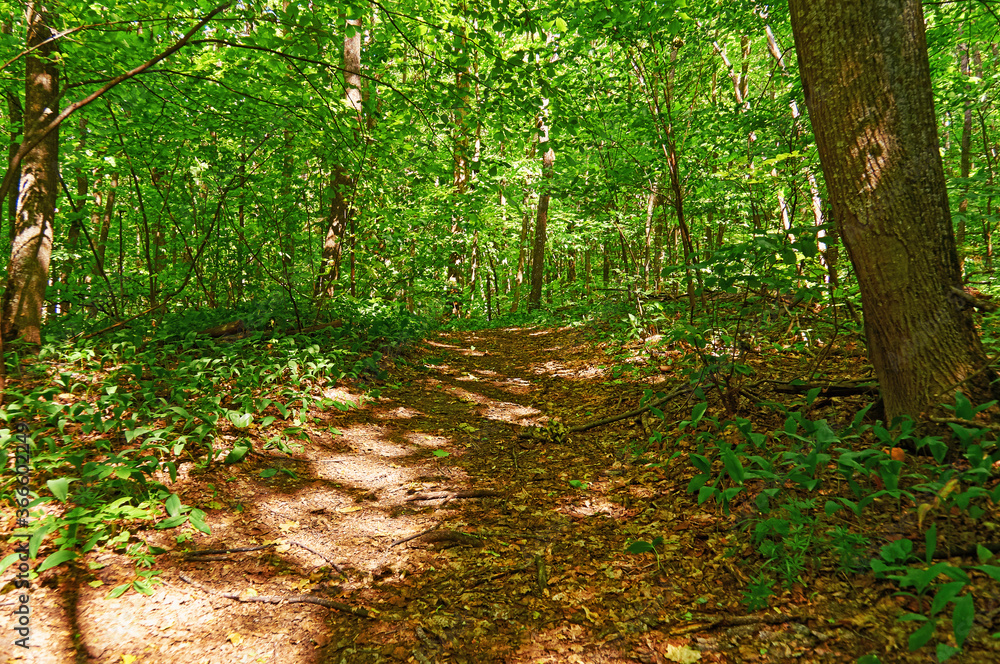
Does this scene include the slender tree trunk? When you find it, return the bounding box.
[602,241,610,287]
[956,33,972,274]
[528,139,554,310]
[317,14,362,299]
[59,117,88,314]
[643,183,657,288]
[790,0,998,424]
[4,89,21,246]
[95,173,118,275]
[2,2,59,344]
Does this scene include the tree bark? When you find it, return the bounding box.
[789,0,998,423]
[4,89,21,245]
[2,2,59,344]
[317,13,361,299]
[528,142,554,311]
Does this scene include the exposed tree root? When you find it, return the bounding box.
[177,573,372,618]
[405,489,501,502]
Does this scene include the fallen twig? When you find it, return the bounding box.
[289,540,344,573]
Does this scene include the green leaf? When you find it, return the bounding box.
[910,562,950,592]
[697,485,717,505]
[190,517,211,535]
[227,411,253,429]
[936,643,961,662]
[976,544,994,563]
[720,447,745,484]
[930,581,965,616]
[155,515,187,530]
[952,593,974,648]
[29,524,53,559]
[107,583,131,598]
[568,479,588,489]
[260,468,278,478]
[47,477,72,502]
[431,449,450,457]
[626,540,655,554]
[133,580,156,596]
[165,493,182,517]
[37,549,77,572]
[908,619,937,651]
[224,445,250,464]
[0,552,23,574]
[189,509,211,534]
[973,564,1000,584]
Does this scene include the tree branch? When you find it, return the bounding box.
[0,2,232,205]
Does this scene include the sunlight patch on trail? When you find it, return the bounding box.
[337,424,420,458]
[528,360,608,380]
[403,431,451,447]
[372,406,424,420]
[431,382,542,426]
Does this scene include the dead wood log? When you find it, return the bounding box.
[199,319,246,338]
[282,319,343,335]
[770,381,878,397]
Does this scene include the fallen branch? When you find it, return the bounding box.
[199,319,247,338]
[927,416,1000,432]
[770,380,878,397]
[559,382,691,435]
[180,543,273,560]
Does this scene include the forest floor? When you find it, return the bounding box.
[3,323,999,663]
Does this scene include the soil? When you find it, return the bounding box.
[2,325,995,663]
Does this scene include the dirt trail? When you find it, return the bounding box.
[4,326,885,664]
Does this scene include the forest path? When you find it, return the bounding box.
[12,325,885,664]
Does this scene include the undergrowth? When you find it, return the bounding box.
[0,298,425,594]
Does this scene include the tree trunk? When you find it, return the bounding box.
[789,0,998,424]
[528,144,554,311]
[2,2,59,344]
[956,32,972,275]
[317,14,361,300]
[4,89,21,245]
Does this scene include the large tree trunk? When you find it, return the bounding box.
[2,2,59,344]
[789,0,998,424]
